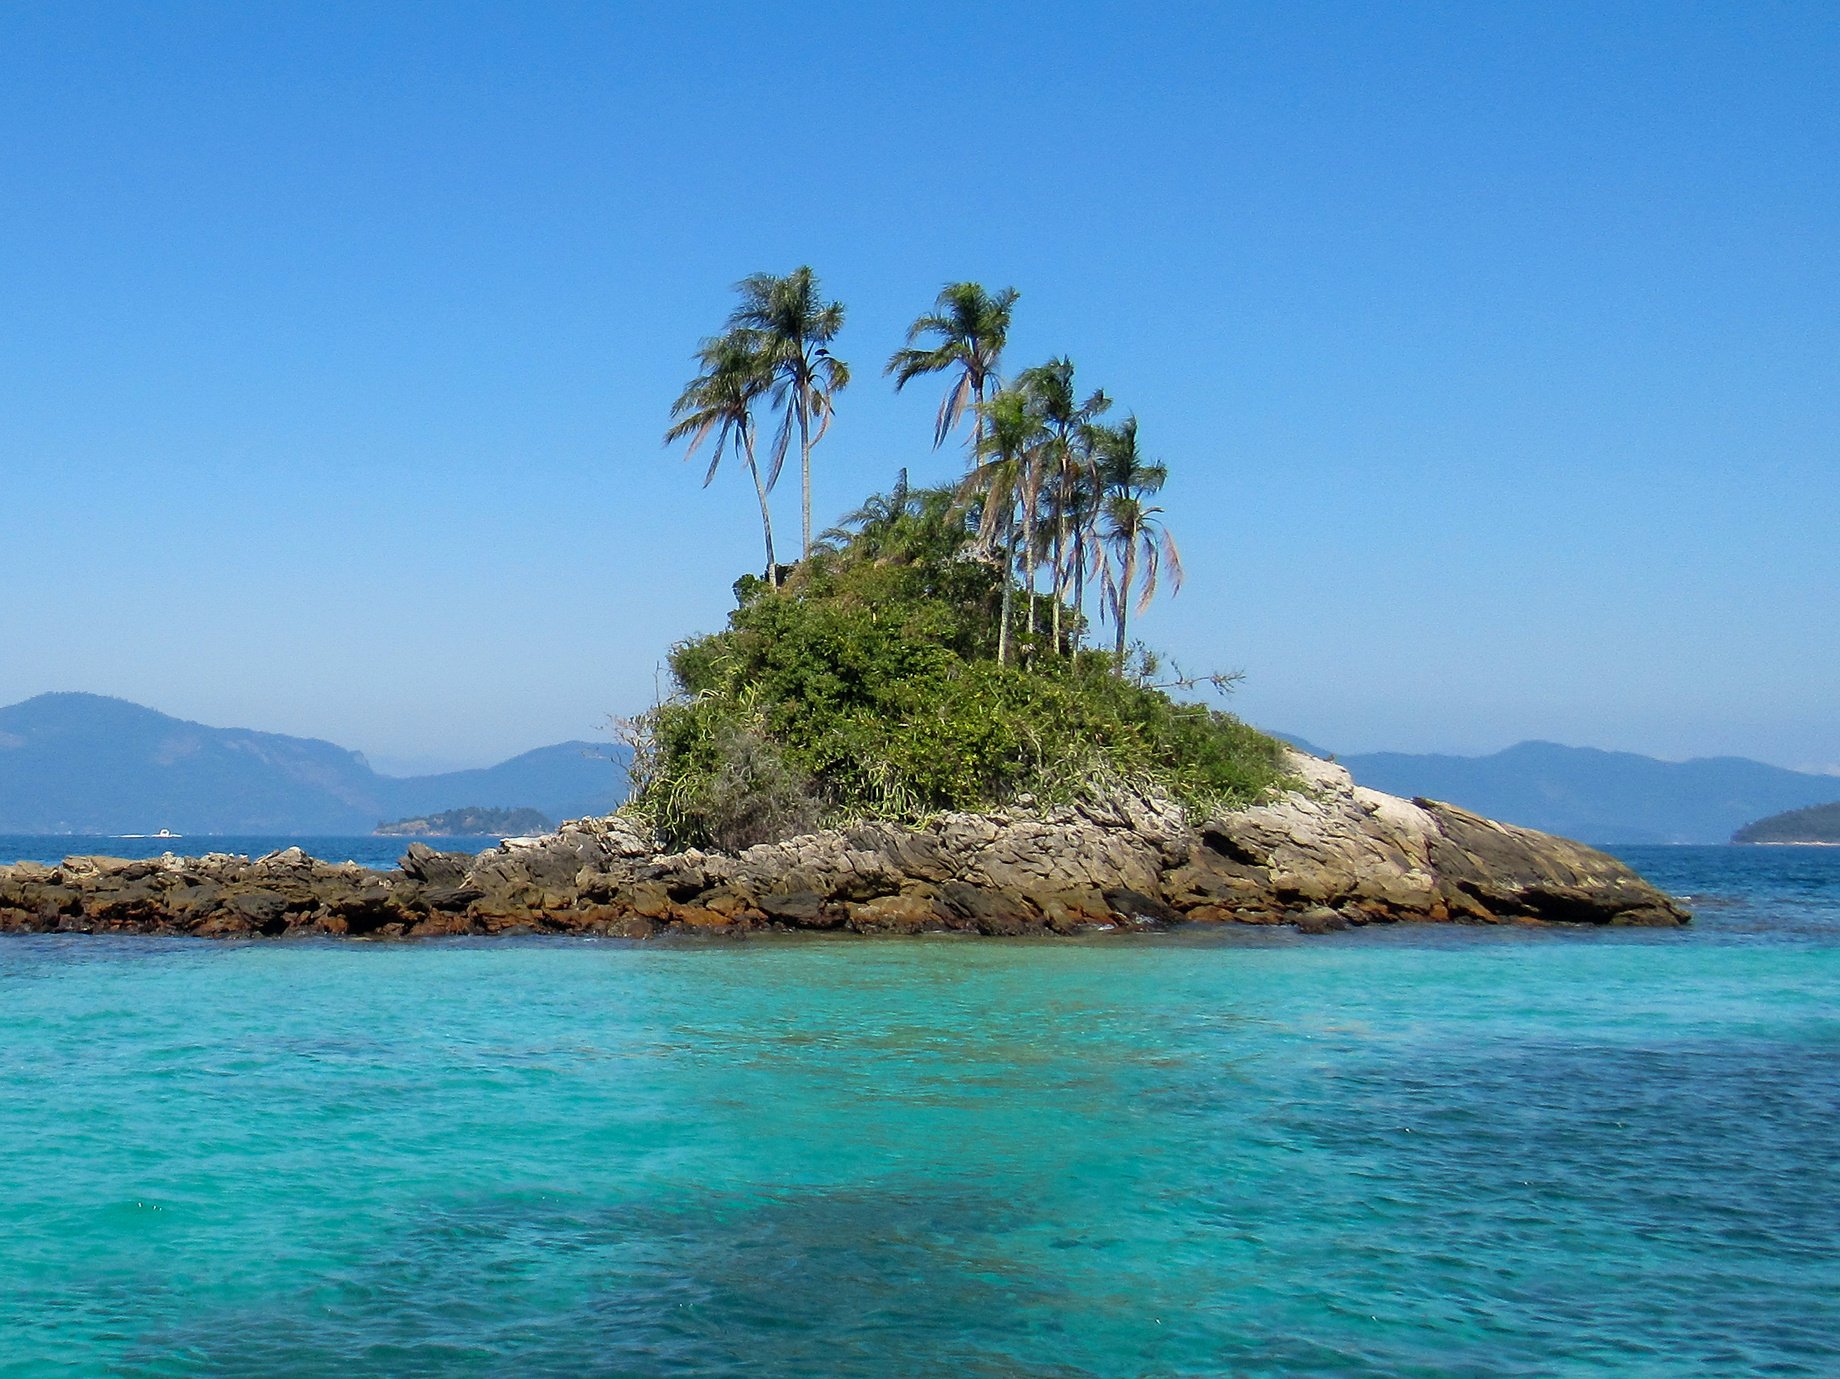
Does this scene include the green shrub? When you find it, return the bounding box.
[623,489,1288,849]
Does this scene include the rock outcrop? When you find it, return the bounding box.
[0,753,1687,939]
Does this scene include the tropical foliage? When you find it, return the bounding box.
[624,488,1283,850]
[664,334,779,583]
[886,282,1018,454]
[725,267,849,560]
[666,272,1190,669]
[644,271,1247,848]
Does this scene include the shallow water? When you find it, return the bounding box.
[1,847,1835,1377]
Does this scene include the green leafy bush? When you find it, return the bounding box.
[624,489,1288,849]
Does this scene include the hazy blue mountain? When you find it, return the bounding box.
[0,693,628,834]
[1328,740,1840,845]
[15,693,1829,845]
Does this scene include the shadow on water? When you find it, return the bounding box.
[114,1186,1109,1379]
[92,1032,1840,1379]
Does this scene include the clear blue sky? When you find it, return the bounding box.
[2,2,1834,774]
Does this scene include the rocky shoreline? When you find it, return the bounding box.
[0,754,1687,940]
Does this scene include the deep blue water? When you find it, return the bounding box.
[0,845,1835,1377]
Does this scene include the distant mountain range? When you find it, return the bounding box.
[5,694,1834,845]
[0,693,628,834]
[1273,735,1840,845]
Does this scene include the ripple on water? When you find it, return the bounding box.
[0,846,1836,1378]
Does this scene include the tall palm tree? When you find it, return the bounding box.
[961,386,1042,665]
[727,267,849,560]
[664,333,780,585]
[1015,357,1108,650]
[886,282,1019,460]
[1060,450,1103,647]
[1092,417,1183,667]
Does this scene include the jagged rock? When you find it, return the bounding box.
[757,890,826,922]
[847,892,946,932]
[400,843,472,887]
[0,752,1687,939]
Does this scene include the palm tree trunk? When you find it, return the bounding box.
[798,391,812,560]
[1049,488,1064,654]
[971,377,986,473]
[997,514,1015,666]
[744,431,777,587]
[1021,465,1039,646]
[1050,463,1074,654]
[1114,545,1135,669]
[1023,523,1037,643]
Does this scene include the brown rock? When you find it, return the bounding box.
[757,889,826,922]
[846,893,946,932]
[0,751,1687,940]
[1295,906,1349,934]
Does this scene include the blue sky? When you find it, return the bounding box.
[1,2,1834,773]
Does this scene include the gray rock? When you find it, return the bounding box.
[0,752,1686,939]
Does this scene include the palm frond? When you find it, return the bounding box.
[764,404,795,491]
[888,282,1018,449]
[935,373,974,447]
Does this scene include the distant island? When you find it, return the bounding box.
[376,806,554,838]
[1733,801,1840,845]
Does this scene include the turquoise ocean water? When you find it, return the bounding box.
[1,845,1835,1377]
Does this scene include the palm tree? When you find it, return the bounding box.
[727,267,849,560]
[819,467,912,559]
[821,471,972,570]
[1092,417,1183,668]
[1060,453,1103,646]
[961,386,1044,665]
[1014,357,1108,651]
[665,333,781,585]
[886,282,1019,460]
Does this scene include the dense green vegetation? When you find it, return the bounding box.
[623,481,1286,850]
[668,273,1185,658]
[1733,801,1840,844]
[640,270,1285,850]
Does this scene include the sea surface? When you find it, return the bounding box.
[0,834,501,869]
[1,845,1835,1378]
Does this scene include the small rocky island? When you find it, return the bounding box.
[375,806,554,838]
[0,475,1685,940]
[1733,801,1840,845]
[0,749,1685,938]
[0,402,1690,939]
